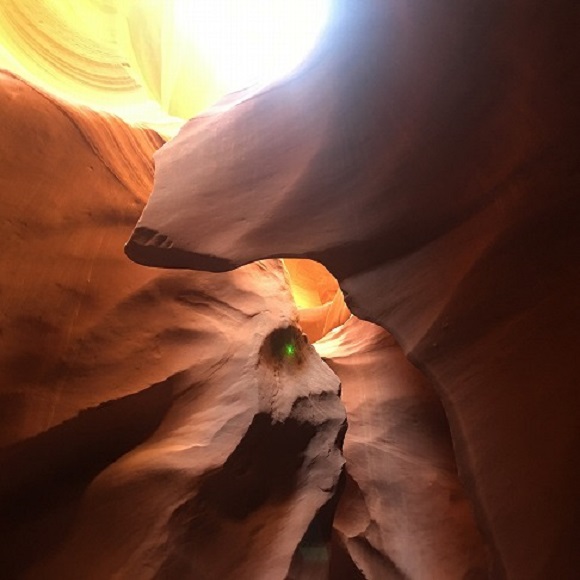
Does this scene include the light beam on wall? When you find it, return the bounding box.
[173,0,332,94]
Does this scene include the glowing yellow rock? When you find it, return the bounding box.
[0,0,220,136]
[0,0,331,138]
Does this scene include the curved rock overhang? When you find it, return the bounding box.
[125,0,580,578]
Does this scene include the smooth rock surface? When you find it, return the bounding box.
[127,0,580,577]
[317,317,487,579]
[0,72,346,579]
[284,258,350,344]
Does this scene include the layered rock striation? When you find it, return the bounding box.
[0,72,346,579]
[126,0,580,577]
[318,317,487,579]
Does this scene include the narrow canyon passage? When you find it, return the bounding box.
[0,72,485,577]
[1,0,579,578]
[286,260,488,579]
[0,72,351,579]
[124,2,580,577]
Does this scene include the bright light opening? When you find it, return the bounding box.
[174,0,332,94]
[283,259,351,344]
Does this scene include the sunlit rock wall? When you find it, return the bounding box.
[127,0,580,577]
[317,318,487,579]
[0,0,228,135]
[0,72,346,579]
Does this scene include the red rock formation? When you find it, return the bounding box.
[317,317,487,579]
[0,72,346,579]
[127,0,580,577]
[0,70,162,445]
[284,259,350,343]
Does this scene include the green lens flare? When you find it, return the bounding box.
[284,343,296,357]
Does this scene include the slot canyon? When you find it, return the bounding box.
[0,1,578,579]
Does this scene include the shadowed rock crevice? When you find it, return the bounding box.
[328,530,367,580]
[196,414,317,519]
[288,419,348,579]
[288,469,346,579]
[156,412,341,579]
[126,226,235,272]
[317,317,489,578]
[0,378,175,578]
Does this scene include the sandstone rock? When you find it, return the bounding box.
[0,73,346,579]
[284,259,350,344]
[0,70,162,445]
[317,317,487,579]
[126,0,580,577]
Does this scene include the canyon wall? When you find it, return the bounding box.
[127,0,580,577]
[0,72,346,579]
[318,317,487,579]
[2,0,579,577]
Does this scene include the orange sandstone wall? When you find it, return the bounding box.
[0,72,346,579]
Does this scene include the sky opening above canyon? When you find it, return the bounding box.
[0,0,333,136]
[173,0,332,95]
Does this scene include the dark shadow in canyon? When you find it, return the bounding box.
[0,378,174,578]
